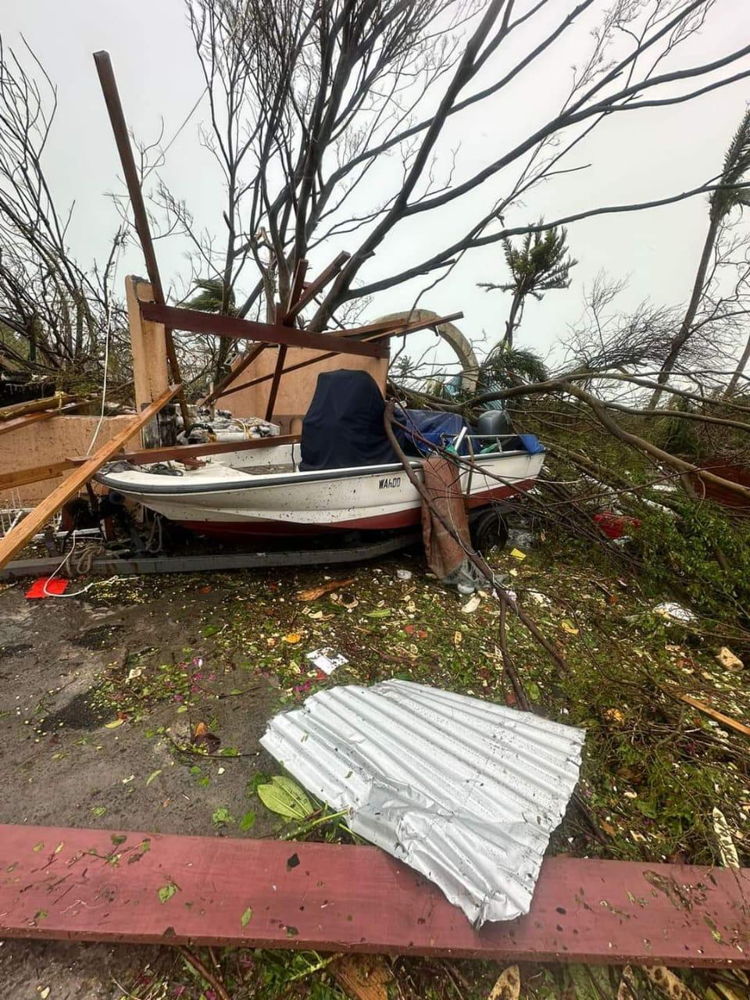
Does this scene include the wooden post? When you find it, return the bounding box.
[126,276,171,447]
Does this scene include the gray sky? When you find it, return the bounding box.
[4,0,750,374]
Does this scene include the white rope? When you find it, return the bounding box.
[41,531,117,598]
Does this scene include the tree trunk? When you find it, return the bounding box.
[503,291,523,349]
[650,211,721,407]
[726,327,750,396]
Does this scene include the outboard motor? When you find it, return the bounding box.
[476,409,513,437]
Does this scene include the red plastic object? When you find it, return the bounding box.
[593,512,641,539]
[25,577,68,599]
[0,823,747,966]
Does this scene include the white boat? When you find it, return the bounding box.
[96,438,544,539]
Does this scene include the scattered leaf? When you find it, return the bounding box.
[488,964,521,1000]
[239,810,256,831]
[257,776,314,820]
[241,906,254,927]
[145,769,162,787]
[643,966,700,1000]
[284,632,302,644]
[91,806,107,818]
[297,578,355,602]
[212,806,234,826]
[461,595,481,614]
[560,620,579,636]
[32,842,44,852]
[104,719,124,729]
[365,608,390,619]
[157,881,180,904]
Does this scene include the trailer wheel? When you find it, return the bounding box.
[471,507,509,555]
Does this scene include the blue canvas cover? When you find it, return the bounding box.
[395,408,470,456]
[300,370,397,471]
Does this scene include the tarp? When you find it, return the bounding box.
[299,370,397,472]
[396,408,470,456]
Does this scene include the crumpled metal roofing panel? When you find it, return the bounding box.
[260,679,584,926]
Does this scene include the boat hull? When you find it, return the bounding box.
[97,450,544,539]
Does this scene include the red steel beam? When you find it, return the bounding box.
[0,824,746,965]
[213,312,462,402]
[141,303,388,359]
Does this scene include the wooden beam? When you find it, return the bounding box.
[0,460,80,493]
[141,303,388,359]
[0,824,746,966]
[284,252,350,321]
[0,392,74,422]
[283,258,309,321]
[93,52,188,428]
[118,433,299,466]
[201,343,267,407]
[340,311,464,340]
[0,400,92,438]
[265,346,288,422]
[678,694,750,737]
[0,386,180,569]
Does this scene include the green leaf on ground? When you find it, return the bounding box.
[241,906,253,927]
[157,881,180,904]
[257,776,314,820]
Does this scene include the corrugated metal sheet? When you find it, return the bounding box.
[260,679,585,926]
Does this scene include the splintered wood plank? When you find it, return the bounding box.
[0,385,180,569]
[0,825,746,966]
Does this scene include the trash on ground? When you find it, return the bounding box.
[305,647,348,675]
[261,679,585,926]
[395,568,413,581]
[507,528,536,550]
[527,590,551,608]
[510,548,526,561]
[653,602,697,623]
[716,646,743,671]
[192,721,221,753]
[461,594,481,614]
[25,577,69,599]
[712,807,740,869]
[297,578,355,602]
[593,512,641,540]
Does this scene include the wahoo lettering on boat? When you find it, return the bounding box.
[379,476,401,489]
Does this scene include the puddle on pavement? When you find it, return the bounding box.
[37,688,109,733]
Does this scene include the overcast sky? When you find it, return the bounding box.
[4,0,750,374]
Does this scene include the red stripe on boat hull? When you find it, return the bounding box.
[178,479,536,539]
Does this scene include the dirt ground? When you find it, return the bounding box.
[0,574,282,998]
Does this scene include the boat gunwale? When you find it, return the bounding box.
[95,450,540,497]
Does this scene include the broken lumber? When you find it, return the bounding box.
[0,385,180,569]
[0,824,746,966]
[0,392,74,421]
[678,694,750,737]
